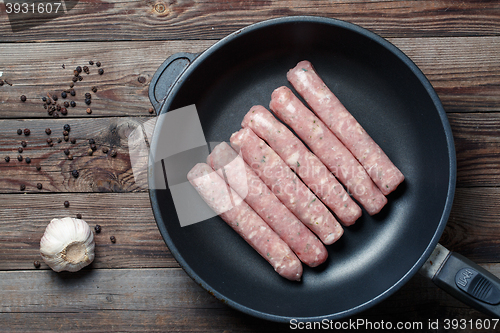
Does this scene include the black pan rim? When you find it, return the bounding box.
[148,15,457,323]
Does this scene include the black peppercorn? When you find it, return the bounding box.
[91,86,97,93]
[71,138,76,144]
[20,95,27,102]
[102,147,108,153]
[98,68,104,75]
[110,236,116,243]
[87,148,93,156]
[4,156,10,162]
[64,101,69,108]
[21,141,27,147]
[89,60,94,65]
[47,138,53,145]
[83,66,89,74]
[69,82,74,88]
[72,76,78,82]
[17,155,23,162]
[73,70,79,76]
[64,200,70,208]
[85,93,91,99]
[70,101,76,107]
[76,213,82,219]
[96,61,101,67]
[57,138,62,143]
[63,130,69,136]
[76,66,82,73]
[42,97,47,102]
[61,91,67,99]
[18,147,23,153]
[64,136,69,142]
[86,108,92,114]
[43,104,48,109]
[52,95,58,101]
[45,128,51,135]
[25,157,31,164]
[95,225,102,233]
[78,76,83,81]
[24,128,30,136]
[17,129,22,135]
[0,79,4,86]
[149,107,154,114]
[63,124,71,132]
[110,150,117,157]
[72,170,79,178]
[90,144,97,151]
[20,184,25,191]
[64,148,70,155]
[36,165,41,171]
[36,183,42,189]
[85,99,91,105]
[53,112,59,118]
[61,107,67,115]
[33,260,41,268]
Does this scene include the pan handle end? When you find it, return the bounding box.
[148,52,199,114]
[432,248,500,318]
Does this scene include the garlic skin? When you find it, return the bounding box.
[40,217,95,272]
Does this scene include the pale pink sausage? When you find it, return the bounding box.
[287,60,404,195]
[270,86,387,215]
[207,142,328,267]
[242,105,361,226]
[187,163,303,281]
[230,127,344,245]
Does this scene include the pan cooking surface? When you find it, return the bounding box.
[149,17,455,321]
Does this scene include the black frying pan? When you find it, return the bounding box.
[147,16,500,321]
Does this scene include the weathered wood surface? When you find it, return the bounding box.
[0,0,500,42]
[0,37,500,119]
[0,267,495,332]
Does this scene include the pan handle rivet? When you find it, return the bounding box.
[154,2,167,14]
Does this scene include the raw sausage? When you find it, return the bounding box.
[187,163,303,281]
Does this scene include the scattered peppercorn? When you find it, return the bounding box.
[63,124,70,132]
[96,61,101,67]
[64,149,70,155]
[45,128,51,135]
[87,148,93,156]
[88,138,95,144]
[24,128,30,136]
[63,101,69,108]
[0,79,4,86]
[149,107,154,114]
[110,150,117,157]
[102,147,108,153]
[70,138,76,144]
[61,107,67,115]
[36,165,41,171]
[70,89,75,96]
[17,129,22,135]
[33,260,41,268]
[64,136,69,142]
[52,95,58,101]
[89,60,94,65]
[76,66,82,73]
[85,93,91,99]
[95,225,101,233]
[20,95,27,102]
[72,76,78,83]
[76,213,82,219]
[42,97,47,102]
[57,138,62,143]
[67,154,73,160]
[83,66,90,74]
[25,157,31,164]
[17,155,23,162]
[91,86,97,93]
[70,101,76,107]
[18,147,23,153]
[63,130,69,136]
[98,68,104,75]
[72,170,79,178]
[56,105,62,112]
[21,141,27,147]
[36,183,42,190]
[64,201,70,208]
[138,76,146,84]
[85,99,91,105]
[69,82,74,88]
[53,112,59,118]
[4,156,10,162]
[20,184,25,191]
[86,108,92,114]
[110,236,116,243]
[78,76,83,81]
[61,91,67,99]
[90,144,97,151]
[47,138,53,145]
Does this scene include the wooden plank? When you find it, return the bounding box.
[1,188,499,271]
[0,0,499,42]
[0,37,499,119]
[0,192,176,271]
[0,267,496,331]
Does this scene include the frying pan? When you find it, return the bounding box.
[147,16,500,321]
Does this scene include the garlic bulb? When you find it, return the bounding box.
[40,217,95,272]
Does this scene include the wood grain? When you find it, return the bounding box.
[0,267,495,332]
[0,192,176,271]
[1,188,499,271]
[0,0,500,42]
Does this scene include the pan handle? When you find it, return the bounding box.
[426,244,500,318]
[148,52,199,114]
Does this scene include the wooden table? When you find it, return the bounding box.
[1,1,500,332]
